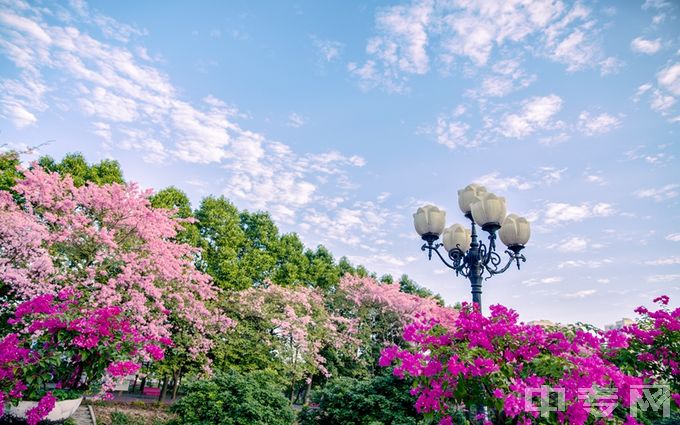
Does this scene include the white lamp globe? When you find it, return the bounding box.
[413,205,446,237]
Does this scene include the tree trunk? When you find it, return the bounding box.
[304,378,312,405]
[171,369,181,400]
[130,375,138,393]
[139,376,147,394]
[290,343,298,404]
[159,375,169,402]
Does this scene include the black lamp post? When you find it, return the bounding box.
[413,184,530,310]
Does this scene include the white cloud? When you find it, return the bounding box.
[586,175,607,185]
[647,274,680,283]
[472,167,565,192]
[577,111,621,136]
[287,112,306,128]
[558,258,613,268]
[470,58,536,98]
[624,145,674,166]
[537,167,567,184]
[302,200,401,247]
[550,29,598,72]
[475,172,533,192]
[630,37,662,54]
[544,202,615,225]
[434,114,472,149]
[551,236,588,252]
[312,37,344,63]
[657,63,680,96]
[666,233,680,242]
[637,63,680,119]
[599,56,624,76]
[349,0,432,92]
[642,0,672,10]
[650,89,676,112]
[523,276,563,287]
[0,3,369,226]
[634,184,679,202]
[561,289,597,298]
[645,256,680,266]
[353,1,605,91]
[499,94,563,139]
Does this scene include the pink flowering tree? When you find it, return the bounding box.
[336,275,458,376]
[0,166,227,412]
[235,282,357,403]
[380,298,679,425]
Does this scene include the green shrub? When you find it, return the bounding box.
[110,411,132,425]
[298,374,422,425]
[169,370,294,425]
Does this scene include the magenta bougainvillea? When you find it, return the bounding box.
[380,297,679,425]
[0,290,167,424]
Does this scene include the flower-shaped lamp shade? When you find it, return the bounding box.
[413,205,446,237]
[457,183,487,214]
[499,214,531,247]
[442,224,472,252]
[470,193,507,227]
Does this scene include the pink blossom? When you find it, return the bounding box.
[107,361,141,377]
[144,344,165,361]
[26,392,56,425]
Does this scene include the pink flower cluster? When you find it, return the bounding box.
[380,298,680,425]
[25,392,56,425]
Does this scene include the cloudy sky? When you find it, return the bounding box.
[1,0,679,327]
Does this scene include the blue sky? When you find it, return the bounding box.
[1,0,678,327]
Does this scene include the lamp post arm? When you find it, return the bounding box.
[421,243,457,270]
[484,250,527,278]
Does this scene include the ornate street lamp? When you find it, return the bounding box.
[413,184,530,309]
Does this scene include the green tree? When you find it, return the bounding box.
[305,246,340,289]
[0,150,22,192]
[170,370,295,425]
[238,211,280,286]
[298,375,421,425]
[150,186,202,247]
[272,233,309,287]
[337,256,357,277]
[37,152,124,186]
[195,196,249,290]
[398,274,444,306]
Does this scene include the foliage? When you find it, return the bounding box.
[149,186,202,247]
[0,150,124,191]
[169,370,295,425]
[298,375,422,425]
[380,298,680,425]
[0,150,23,192]
[37,153,124,187]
